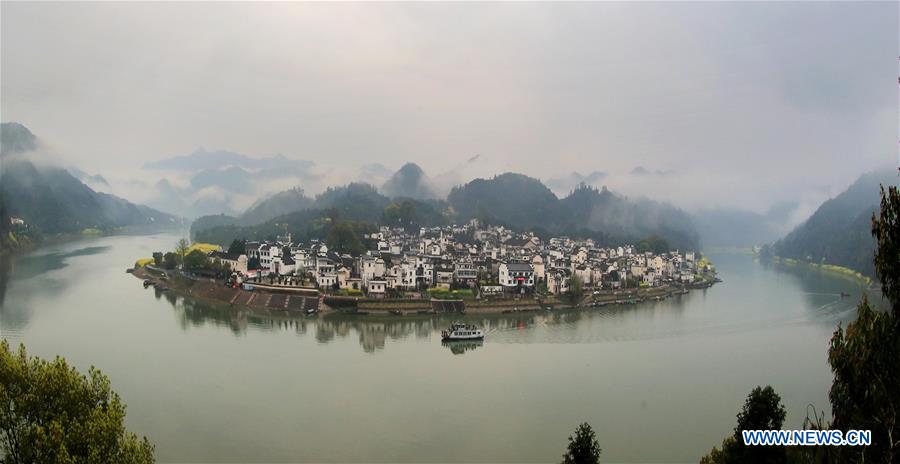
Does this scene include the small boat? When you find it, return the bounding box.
[441,322,484,341]
[389,310,403,316]
[143,279,152,288]
[840,292,850,298]
[126,268,134,274]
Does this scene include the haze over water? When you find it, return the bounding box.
[0,232,879,462]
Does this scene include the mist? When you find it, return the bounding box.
[2,2,897,222]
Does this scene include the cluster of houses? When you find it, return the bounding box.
[208,220,710,298]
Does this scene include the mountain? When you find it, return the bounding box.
[1,122,39,156]
[381,163,437,199]
[144,148,313,174]
[67,166,109,187]
[556,184,698,250]
[448,173,561,230]
[771,167,898,277]
[191,183,388,239]
[240,187,312,226]
[694,201,799,248]
[139,148,318,218]
[194,172,700,251]
[448,173,699,249]
[545,171,607,195]
[313,183,392,224]
[0,123,179,237]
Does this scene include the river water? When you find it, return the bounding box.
[0,232,879,462]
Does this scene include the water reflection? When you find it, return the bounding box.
[0,245,111,306]
[155,290,700,353]
[442,339,483,355]
[758,256,888,316]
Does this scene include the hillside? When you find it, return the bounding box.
[448,174,699,249]
[240,187,313,226]
[193,171,700,251]
[771,167,898,277]
[448,173,562,230]
[381,163,437,199]
[0,123,179,239]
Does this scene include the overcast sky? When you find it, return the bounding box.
[2,2,897,215]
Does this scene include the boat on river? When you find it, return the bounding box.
[441,322,484,341]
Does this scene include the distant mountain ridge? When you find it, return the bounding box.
[144,148,313,173]
[771,167,898,277]
[694,201,799,248]
[193,170,700,251]
[0,122,179,238]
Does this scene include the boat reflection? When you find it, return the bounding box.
[441,339,484,355]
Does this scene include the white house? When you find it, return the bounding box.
[498,262,535,290]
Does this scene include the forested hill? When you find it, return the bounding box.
[0,122,179,239]
[770,167,898,277]
[193,172,700,252]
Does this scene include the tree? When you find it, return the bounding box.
[326,222,364,256]
[182,249,209,271]
[151,252,163,267]
[561,422,601,464]
[567,274,584,304]
[636,235,670,255]
[247,257,261,271]
[0,340,155,463]
[826,182,900,463]
[227,239,246,256]
[871,182,899,314]
[162,252,178,270]
[700,385,786,464]
[175,238,189,266]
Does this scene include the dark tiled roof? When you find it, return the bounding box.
[505,263,533,272]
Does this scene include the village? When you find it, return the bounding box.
[186,219,715,304]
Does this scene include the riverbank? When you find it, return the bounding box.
[131,266,719,318]
[767,256,873,287]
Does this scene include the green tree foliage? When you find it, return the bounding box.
[151,252,163,267]
[162,252,178,270]
[0,340,155,464]
[772,168,896,278]
[560,422,601,464]
[182,249,210,271]
[567,274,584,304]
[326,222,366,256]
[828,297,899,463]
[699,385,787,464]
[871,183,899,312]
[383,200,419,231]
[826,181,900,463]
[636,235,670,254]
[703,181,900,464]
[247,257,261,271]
[227,239,246,256]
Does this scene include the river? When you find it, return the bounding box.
[0,232,879,462]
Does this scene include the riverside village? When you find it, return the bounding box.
[134,219,718,317]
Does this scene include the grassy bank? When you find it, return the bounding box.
[770,256,872,286]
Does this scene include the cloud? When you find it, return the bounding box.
[1,2,896,218]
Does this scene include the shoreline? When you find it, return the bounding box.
[766,255,873,287]
[132,267,719,318]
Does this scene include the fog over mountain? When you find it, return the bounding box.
[381,163,437,200]
[0,123,179,238]
[2,2,896,230]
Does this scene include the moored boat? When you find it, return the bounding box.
[441,322,483,341]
